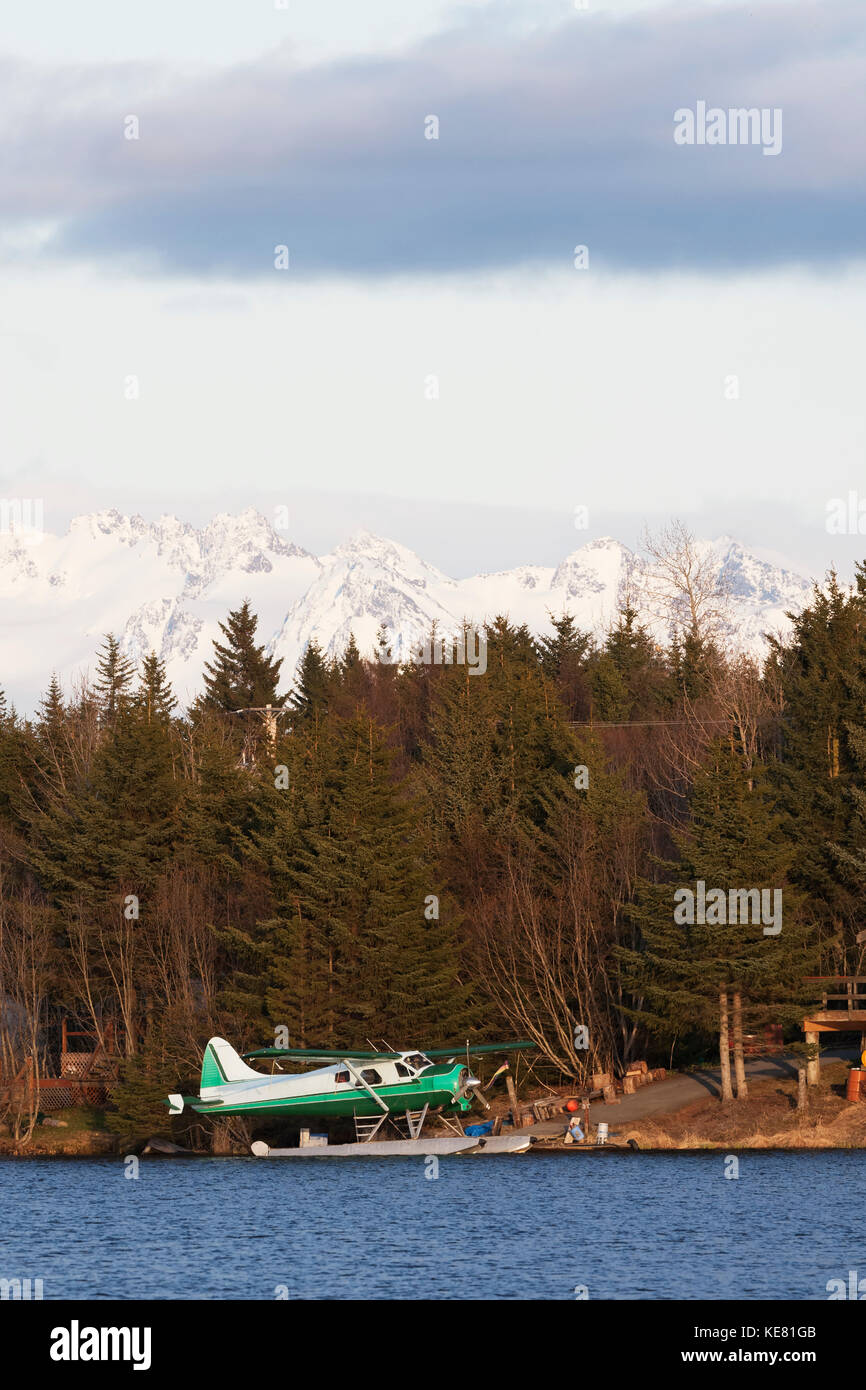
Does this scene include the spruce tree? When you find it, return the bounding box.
[589,652,632,722]
[259,715,468,1045]
[37,675,65,735]
[603,605,672,716]
[289,638,333,721]
[93,634,135,724]
[619,741,818,1097]
[769,568,866,958]
[0,690,27,826]
[537,614,593,719]
[137,651,177,724]
[201,600,283,712]
[341,632,361,675]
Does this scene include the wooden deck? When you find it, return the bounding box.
[803,977,866,1034]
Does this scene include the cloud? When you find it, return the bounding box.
[1,0,864,276]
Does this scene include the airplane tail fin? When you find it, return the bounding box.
[201,1037,262,1090]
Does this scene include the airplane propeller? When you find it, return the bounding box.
[456,1068,489,1109]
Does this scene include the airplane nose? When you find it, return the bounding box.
[466,1076,481,1089]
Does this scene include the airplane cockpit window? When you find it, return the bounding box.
[395,1063,411,1077]
[359,1068,382,1084]
[334,1069,350,1084]
[405,1053,430,1071]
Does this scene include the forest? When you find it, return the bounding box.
[1,528,865,1143]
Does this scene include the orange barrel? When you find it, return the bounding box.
[845,1069,865,1102]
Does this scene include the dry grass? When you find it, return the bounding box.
[625,1064,866,1150]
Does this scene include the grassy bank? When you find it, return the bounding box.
[613,1063,866,1150]
[3,1064,865,1154]
[0,1107,116,1157]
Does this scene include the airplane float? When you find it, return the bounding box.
[168,1036,536,1149]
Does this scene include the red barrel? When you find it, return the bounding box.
[845,1069,865,1102]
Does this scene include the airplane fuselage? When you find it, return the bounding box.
[178,1046,475,1120]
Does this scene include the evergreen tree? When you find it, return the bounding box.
[37,675,65,735]
[341,632,362,675]
[32,674,72,792]
[257,716,469,1045]
[93,634,135,724]
[769,568,866,957]
[201,600,283,712]
[619,741,818,1098]
[0,690,28,825]
[831,707,866,966]
[670,628,718,702]
[536,613,593,721]
[289,638,333,721]
[603,605,672,716]
[589,652,632,722]
[137,651,177,724]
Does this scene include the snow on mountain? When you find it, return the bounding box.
[270,530,460,676]
[0,510,812,713]
[0,507,320,711]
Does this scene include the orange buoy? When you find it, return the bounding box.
[565,1099,579,1112]
[846,1069,865,1103]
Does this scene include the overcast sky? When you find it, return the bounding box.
[1,0,864,578]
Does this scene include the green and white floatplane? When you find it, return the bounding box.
[168,1036,535,1148]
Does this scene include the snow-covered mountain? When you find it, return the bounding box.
[0,509,812,713]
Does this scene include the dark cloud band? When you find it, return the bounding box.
[2,0,864,276]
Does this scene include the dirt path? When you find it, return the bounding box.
[528,1050,855,1137]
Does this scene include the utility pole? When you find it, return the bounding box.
[232,703,288,756]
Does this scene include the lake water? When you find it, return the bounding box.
[1,1150,863,1300]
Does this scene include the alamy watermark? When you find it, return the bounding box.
[826,1269,866,1299]
[0,497,44,543]
[1,1276,44,1299]
[674,880,782,936]
[674,102,782,157]
[826,492,866,535]
[377,627,487,675]
[419,629,487,675]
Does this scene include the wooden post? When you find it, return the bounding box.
[805,1030,820,1086]
[797,1067,808,1111]
[264,704,277,753]
[505,1073,520,1128]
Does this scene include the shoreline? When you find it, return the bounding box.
[4,1055,863,1158]
[2,1140,866,1158]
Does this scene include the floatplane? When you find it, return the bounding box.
[168,1037,537,1156]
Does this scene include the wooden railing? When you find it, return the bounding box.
[804,977,866,1014]
[0,1059,114,1112]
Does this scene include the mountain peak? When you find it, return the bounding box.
[0,509,812,713]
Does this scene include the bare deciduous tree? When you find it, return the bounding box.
[641,520,730,645]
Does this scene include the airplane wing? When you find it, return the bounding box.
[241,1040,536,1064]
[423,1040,536,1059]
[241,1046,402,1064]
